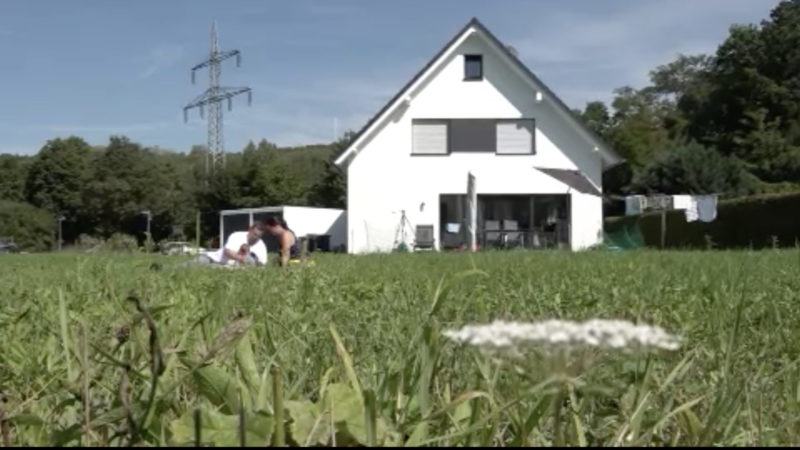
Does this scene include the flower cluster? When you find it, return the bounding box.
[443,319,681,353]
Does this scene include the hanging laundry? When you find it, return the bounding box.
[684,196,699,222]
[671,195,692,210]
[683,195,718,223]
[625,195,645,216]
[645,195,671,210]
[697,195,718,222]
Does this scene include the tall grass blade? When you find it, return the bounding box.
[568,383,586,447]
[329,323,363,403]
[235,330,260,394]
[238,390,246,447]
[58,289,73,381]
[271,365,285,447]
[193,407,201,447]
[364,389,377,447]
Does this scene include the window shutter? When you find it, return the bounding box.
[412,120,448,155]
[496,119,534,154]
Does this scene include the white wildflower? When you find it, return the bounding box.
[442,319,681,353]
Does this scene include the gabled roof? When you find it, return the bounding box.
[334,17,624,169]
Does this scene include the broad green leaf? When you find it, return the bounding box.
[284,383,392,446]
[15,423,48,447]
[88,407,127,428]
[50,424,82,447]
[405,421,429,447]
[454,400,472,423]
[9,413,45,426]
[190,364,240,414]
[285,399,329,446]
[327,382,390,445]
[170,407,273,447]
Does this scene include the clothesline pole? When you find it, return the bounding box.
[467,172,477,252]
[660,209,667,249]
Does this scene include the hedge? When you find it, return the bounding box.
[605,192,800,249]
[0,200,55,252]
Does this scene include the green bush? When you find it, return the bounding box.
[0,200,54,251]
[72,233,140,253]
[606,192,800,249]
[75,233,104,251]
[103,233,139,252]
[630,141,754,196]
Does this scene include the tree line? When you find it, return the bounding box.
[1,0,798,250]
[588,0,800,200]
[0,135,349,250]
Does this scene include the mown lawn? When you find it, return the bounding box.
[1,250,799,446]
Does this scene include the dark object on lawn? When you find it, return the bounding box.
[414,225,435,251]
[149,262,163,272]
[0,240,18,253]
[306,234,331,253]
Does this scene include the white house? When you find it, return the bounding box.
[334,18,624,253]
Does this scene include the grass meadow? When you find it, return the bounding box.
[1,249,800,446]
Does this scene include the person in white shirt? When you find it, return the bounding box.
[197,222,268,266]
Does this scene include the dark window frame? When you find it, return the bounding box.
[464,54,483,81]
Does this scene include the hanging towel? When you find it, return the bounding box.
[684,195,718,222]
[625,195,645,216]
[672,195,692,210]
[697,195,718,222]
[684,196,699,222]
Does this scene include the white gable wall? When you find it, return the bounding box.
[282,207,347,251]
[346,33,605,253]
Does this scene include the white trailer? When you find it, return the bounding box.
[219,206,347,253]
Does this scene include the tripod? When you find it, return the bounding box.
[393,210,415,250]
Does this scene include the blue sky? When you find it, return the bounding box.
[0,0,780,155]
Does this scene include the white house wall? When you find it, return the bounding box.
[282,207,347,251]
[347,32,605,253]
[569,193,604,250]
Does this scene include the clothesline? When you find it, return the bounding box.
[615,193,720,248]
[622,193,719,223]
[603,193,723,201]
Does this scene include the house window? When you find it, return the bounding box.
[412,119,448,155]
[411,118,536,155]
[464,54,483,80]
[496,119,535,154]
[450,119,495,152]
